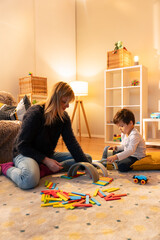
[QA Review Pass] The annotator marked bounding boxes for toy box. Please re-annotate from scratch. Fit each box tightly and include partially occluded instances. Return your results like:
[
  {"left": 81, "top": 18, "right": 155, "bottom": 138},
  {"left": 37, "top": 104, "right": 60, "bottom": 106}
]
[
  {"left": 107, "top": 49, "right": 132, "bottom": 69},
  {"left": 19, "top": 76, "right": 47, "bottom": 95}
]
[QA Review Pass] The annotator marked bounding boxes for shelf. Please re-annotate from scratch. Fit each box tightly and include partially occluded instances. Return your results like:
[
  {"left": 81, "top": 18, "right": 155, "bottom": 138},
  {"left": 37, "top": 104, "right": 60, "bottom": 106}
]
[
  {"left": 123, "top": 105, "right": 140, "bottom": 108},
  {"left": 145, "top": 140, "right": 160, "bottom": 146},
  {"left": 143, "top": 118, "right": 160, "bottom": 146},
  {"left": 104, "top": 65, "right": 148, "bottom": 143},
  {"left": 106, "top": 87, "right": 122, "bottom": 90},
  {"left": 123, "top": 86, "right": 140, "bottom": 89}
]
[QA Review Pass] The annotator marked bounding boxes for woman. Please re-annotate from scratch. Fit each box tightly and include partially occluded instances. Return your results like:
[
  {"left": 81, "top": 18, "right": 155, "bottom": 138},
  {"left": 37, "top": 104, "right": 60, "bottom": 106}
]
[{"left": 0, "top": 82, "right": 92, "bottom": 189}]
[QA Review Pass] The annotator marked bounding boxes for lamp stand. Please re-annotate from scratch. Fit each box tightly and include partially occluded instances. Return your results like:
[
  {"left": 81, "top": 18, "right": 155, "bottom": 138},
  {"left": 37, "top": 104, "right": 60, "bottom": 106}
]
[{"left": 71, "top": 100, "right": 91, "bottom": 139}]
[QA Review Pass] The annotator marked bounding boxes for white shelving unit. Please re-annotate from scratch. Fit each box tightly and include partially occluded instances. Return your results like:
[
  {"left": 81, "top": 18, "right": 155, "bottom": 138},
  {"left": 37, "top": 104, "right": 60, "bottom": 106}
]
[
  {"left": 143, "top": 118, "right": 160, "bottom": 146},
  {"left": 104, "top": 65, "right": 148, "bottom": 143}
]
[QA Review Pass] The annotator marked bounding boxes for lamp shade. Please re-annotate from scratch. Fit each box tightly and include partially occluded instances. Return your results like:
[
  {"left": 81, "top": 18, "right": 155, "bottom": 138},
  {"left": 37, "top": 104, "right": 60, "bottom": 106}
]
[{"left": 70, "top": 81, "right": 88, "bottom": 96}]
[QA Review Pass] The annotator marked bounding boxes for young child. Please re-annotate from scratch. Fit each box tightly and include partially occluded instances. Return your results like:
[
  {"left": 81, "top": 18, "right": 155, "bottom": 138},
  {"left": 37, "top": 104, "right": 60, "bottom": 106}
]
[{"left": 101, "top": 108, "right": 146, "bottom": 172}]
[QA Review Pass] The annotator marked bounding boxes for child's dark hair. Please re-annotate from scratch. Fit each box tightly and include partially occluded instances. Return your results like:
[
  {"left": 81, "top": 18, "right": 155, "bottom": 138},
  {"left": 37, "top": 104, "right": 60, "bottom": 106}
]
[{"left": 113, "top": 109, "right": 135, "bottom": 125}]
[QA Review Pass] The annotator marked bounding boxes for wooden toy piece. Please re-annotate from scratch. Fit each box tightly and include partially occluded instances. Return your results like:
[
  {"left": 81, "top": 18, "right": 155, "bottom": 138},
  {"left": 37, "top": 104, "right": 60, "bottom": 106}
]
[
  {"left": 61, "top": 175, "right": 73, "bottom": 179},
  {"left": 72, "top": 200, "right": 85, "bottom": 207},
  {"left": 70, "top": 196, "right": 82, "bottom": 200},
  {"left": 86, "top": 195, "right": 90, "bottom": 204},
  {"left": 61, "top": 192, "right": 70, "bottom": 200},
  {"left": 45, "top": 180, "right": 49, "bottom": 186},
  {"left": 71, "top": 191, "right": 86, "bottom": 196},
  {"left": 112, "top": 194, "right": 127, "bottom": 198},
  {"left": 92, "top": 161, "right": 108, "bottom": 177},
  {"left": 53, "top": 204, "right": 64, "bottom": 208},
  {"left": 98, "top": 190, "right": 106, "bottom": 197},
  {"left": 89, "top": 199, "right": 96, "bottom": 205},
  {"left": 46, "top": 182, "right": 53, "bottom": 188},
  {"left": 61, "top": 171, "right": 85, "bottom": 179},
  {"left": 67, "top": 162, "right": 99, "bottom": 183},
  {"left": 51, "top": 183, "right": 56, "bottom": 189},
  {"left": 100, "top": 177, "right": 113, "bottom": 183},
  {"left": 41, "top": 202, "right": 61, "bottom": 207},
  {"left": 73, "top": 204, "right": 92, "bottom": 208},
  {"left": 113, "top": 134, "right": 121, "bottom": 142},
  {"left": 105, "top": 193, "right": 115, "bottom": 198},
  {"left": 49, "top": 183, "right": 53, "bottom": 189},
  {"left": 105, "top": 187, "right": 120, "bottom": 193},
  {"left": 108, "top": 150, "right": 113, "bottom": 157},
  {"left": 46, "top": 197, "right": 62, "bottom": 201},
  {"left": 91, "top": 197, "right": 101, "bottom": 206},
  {"left": 41, "top": 194, "right": 45, "bottom": 202},
  {"left": 97, "top": 191, "right": 105, "bottom": 198},
  {"left": 93, "top": 189, "right": 99, "bottom": 197},
  {"left": 57, "top": 192, "right": 68, "bottom": 201},
  {"left": 104, "top": 197, "right": 121, "bottom": 201},
  {"left": 93, "top": 180, "right": 109, "bottom": 186}
]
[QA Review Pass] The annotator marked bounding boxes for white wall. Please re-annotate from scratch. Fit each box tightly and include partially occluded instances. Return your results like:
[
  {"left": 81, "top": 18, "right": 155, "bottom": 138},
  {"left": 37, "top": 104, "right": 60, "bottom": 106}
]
[
  {"left": 0, "top": 0, "right": 76, "bottom": 106},
  {"left": 0, "top": 0, "right": 35, "bottom": 97},
  {"left": 34, "top": 0, "right": 76, "bottom": 88},
  {"left": 76, "top": 0, "right": 160, "bottom": 137}
]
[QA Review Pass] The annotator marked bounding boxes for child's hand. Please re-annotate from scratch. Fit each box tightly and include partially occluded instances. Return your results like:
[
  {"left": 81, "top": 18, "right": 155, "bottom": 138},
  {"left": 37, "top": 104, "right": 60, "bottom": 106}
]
[
  {"left": 108, "top": 146, "right": 117, "bottom": 151},
  {"left": 107, "top": 155, "right": 118, "bottom": 163}
]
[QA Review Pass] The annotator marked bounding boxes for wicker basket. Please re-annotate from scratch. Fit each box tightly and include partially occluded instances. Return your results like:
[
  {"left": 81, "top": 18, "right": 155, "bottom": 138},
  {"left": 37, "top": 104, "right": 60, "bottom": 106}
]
[
  {"left": 19, "top": 76, "right": 47, "bottom": 95},
  {"left": 18, "top": 93, "right": 47, "bottom": 104},
  {"left": 107, "top": 49, "right": 132, "bottom": 69}
]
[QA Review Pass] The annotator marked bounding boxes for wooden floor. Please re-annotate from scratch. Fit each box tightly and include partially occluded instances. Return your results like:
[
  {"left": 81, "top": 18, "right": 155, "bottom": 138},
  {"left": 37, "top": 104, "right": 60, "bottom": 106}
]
[{"left": 56, "top": 137, "right": 160, "bottom": 160}]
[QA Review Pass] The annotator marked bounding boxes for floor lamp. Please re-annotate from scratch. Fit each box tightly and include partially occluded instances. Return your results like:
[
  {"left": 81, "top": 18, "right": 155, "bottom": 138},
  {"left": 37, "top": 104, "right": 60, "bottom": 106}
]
[{"left": 70, "top": 81, "right": 91, "bottom": 139}]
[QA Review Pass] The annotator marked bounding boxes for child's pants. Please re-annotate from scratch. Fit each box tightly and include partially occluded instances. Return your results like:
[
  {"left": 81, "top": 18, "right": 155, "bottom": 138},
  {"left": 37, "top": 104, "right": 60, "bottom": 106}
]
[{"left": 102, "top": 146, "right": 138, "bottom": 172}]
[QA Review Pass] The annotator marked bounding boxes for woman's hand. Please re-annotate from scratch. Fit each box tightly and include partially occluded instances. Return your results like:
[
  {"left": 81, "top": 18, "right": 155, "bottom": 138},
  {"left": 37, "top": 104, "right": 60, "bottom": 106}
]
[
  {"left": 42, "top": 157, "right": 63, "bottom": 173},
  {"left": 107, "top": 155, "right": 118, "bottom": 163}
]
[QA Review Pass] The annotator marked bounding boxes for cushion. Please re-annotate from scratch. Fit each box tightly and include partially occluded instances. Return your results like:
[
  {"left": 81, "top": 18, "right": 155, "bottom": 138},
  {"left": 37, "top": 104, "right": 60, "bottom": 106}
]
[
  {"left": 0, "top": 91, "right": 16, "bottom": 106},
  {"left": 131, "top": 152, "right": 160, "bottom": 170},
  {"left": 0, "top": 120, "right": 21, "bottom": 163},
  {"left": 0, "top": 95, "right": 31, "bottom": 121}
]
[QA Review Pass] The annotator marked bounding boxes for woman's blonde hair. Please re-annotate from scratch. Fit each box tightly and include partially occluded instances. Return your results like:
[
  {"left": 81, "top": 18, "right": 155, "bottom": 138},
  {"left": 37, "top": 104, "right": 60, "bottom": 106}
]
[{"left": 44, "top": 81, "right": 75, "bottom": 125}]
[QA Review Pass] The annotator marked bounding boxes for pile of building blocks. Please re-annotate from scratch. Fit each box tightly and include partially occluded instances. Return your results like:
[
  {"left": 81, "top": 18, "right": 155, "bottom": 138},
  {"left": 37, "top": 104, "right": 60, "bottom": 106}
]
[
  {"left": 150, "top": 112, "right": 160, "bottom": 119},
  {"left": 93, "top": 177, "right": 113, "bottom": 186},
  {"left": 93, "top": 187, "right": 127, "bottom": 202},
  {"left": 61, "top": 171, "right": 85, "bottom": 180},
  {"left": 40, "top": 180, "right": 127, "bottom": 210},
  {"left": 113, "top": 134, "right": 121, "bottom": 142}
]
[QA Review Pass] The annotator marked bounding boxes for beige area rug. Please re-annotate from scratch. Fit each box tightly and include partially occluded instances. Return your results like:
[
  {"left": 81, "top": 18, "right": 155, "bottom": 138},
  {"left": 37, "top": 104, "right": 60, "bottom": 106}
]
[{"left": 0, "top": 169, "right": 160, "bottom": 240}]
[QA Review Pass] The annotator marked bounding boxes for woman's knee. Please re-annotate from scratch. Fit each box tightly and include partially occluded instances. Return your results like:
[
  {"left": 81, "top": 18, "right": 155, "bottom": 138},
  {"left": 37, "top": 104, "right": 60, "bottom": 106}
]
[
  {"left": 15, "top": 156, "right": 40, "bottom": 189},
  {"left": 18, "top": 170, "right": 40, "bottom": 190}
]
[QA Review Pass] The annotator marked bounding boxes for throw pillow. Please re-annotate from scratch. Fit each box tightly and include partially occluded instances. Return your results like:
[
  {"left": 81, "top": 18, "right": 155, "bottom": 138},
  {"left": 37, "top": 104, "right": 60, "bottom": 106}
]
[
  {"left": 130, "top": 152, "right": 160, "bottom": 170},
  {"left": 0, "top": 95, "right": 31, "bottom": 121}
]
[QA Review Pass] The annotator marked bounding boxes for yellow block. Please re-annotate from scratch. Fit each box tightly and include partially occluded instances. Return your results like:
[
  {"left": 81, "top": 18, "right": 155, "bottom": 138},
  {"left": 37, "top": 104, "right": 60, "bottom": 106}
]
[
  {"left": 93, "top": 189, "right": 99, "bottom": 197},
  {"left": 53, "top": 204, "right": 64, "bottom": 208},
  {"left": 103, "top": 187, "right": 120, "bottom": 193},
  {"left": 41, "top": 194, "right": 45, "bottom": 202},
  {"left": 46, "top": 182, "right": 53, "bottom": 188},
  {"left": 46, "top": 197, "right": 62, "bottom": 201},
  {"left": 41, "top": 202, "right": 60, "bottom": 207},
  {"left": 57, "top": 192, "right": 68, "bottom": 201},
  {"left": 89, "top": 199, "right": 95, "bottom": 205}
]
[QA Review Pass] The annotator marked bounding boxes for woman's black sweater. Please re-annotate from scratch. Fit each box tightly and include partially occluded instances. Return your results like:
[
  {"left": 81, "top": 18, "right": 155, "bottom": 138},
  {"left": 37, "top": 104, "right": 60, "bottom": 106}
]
[{"left": 13, "top": 105, "right": 89, "bottom": 164}]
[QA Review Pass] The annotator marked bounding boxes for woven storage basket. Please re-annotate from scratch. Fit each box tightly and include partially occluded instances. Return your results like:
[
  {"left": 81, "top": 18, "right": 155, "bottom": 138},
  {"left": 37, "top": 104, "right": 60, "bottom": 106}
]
[
  {"left": 19, "top": 76, "right": 47, "bottom": 95},
  {"left": 107, "top": 49, "right": 132, "bottom": 69}
]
